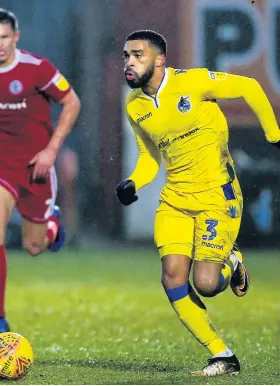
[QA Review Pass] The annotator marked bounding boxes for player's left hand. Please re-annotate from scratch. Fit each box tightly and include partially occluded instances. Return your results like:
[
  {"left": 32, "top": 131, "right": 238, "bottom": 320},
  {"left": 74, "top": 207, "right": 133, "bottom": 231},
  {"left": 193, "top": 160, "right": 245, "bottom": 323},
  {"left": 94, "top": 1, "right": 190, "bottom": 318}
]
[
  {"left": 28, "top": 147, "right": 57, "bottom": 182},
  {"left": 116, "top": 179, "right": 138, "bottom": 206}
]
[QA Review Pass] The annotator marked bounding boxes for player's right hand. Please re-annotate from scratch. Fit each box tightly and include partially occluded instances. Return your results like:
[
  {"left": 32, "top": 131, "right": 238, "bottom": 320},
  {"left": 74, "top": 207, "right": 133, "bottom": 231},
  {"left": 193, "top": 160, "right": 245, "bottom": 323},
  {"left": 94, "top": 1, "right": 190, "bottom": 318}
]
[
  {"left": 28, "top": 146, "right": 57, "bottom": 183},
  {"left": 116, "top": 179, "right": 138, "bottom": 206}
]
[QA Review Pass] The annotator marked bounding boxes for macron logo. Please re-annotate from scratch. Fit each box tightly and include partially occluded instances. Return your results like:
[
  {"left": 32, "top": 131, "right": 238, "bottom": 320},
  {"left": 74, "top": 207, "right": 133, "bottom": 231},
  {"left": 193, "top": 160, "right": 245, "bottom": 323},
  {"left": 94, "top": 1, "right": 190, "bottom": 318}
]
[
  {"left": 136, "top": 112, "right": 152, "bottom": 124},
  {"left": 0, "top": 98, "right": 27, "bottom": 111},
  {"left": 201, "top": 241, "right": 224, "bottom": 251}
]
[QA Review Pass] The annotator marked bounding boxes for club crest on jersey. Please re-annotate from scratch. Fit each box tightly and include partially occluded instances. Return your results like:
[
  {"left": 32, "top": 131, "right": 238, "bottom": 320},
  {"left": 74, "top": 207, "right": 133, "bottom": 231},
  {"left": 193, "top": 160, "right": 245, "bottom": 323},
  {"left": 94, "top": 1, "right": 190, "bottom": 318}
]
[
  {"left": 9, "top": 80, "right": 23, "bottom": 95},
  {"left": 178, "top": 95, "right": 191, "bottom": 113}
]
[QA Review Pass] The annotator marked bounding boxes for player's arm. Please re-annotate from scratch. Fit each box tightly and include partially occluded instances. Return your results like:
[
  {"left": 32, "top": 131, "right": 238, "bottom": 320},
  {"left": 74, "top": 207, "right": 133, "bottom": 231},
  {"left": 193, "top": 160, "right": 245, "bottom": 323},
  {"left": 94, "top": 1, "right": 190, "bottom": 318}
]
[
  {"left": 38, "top": 63, "right": 81, "bottom": 154},
  {"left": 200, "top": 69, "right": 280, "bottom": 144},
  {"left": 47, "top": 90, "right": 81, "bottom": 153},
  {"left": 116, "top": 114, "right": 161, "bottom": 206},
  {"left": 29, "top": 60, "right": 81, "bottom": 181}
]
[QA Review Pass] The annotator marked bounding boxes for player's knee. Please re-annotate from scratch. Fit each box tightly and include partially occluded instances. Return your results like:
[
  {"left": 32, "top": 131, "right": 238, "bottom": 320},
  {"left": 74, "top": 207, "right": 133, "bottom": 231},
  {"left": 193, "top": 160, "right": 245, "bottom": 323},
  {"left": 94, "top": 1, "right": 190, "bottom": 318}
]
[
  {"left": 23, "top": 242, "right": 43, "bottom": 257},
  {"left": 161, "top": 271, "right": 186, "bottom": 289},
  {"left": 193, "top": 277, "right": 220, "bottom": 298},
  {"left": 161, "top": 255, "right": 190, "bottom": 289}
]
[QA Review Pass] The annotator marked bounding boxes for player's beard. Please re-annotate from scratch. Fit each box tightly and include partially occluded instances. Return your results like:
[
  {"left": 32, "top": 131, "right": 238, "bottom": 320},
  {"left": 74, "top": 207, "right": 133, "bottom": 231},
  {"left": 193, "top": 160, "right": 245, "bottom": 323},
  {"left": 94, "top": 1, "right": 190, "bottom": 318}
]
[
  {"left": 0, "top": 53, "right": 7, "bottom": 66},
  {"left": 125, "top": 65, "right": 154, "bottom": 89},
  {"left": 0, "top": 58, "right": 9, "bottom": 66}
]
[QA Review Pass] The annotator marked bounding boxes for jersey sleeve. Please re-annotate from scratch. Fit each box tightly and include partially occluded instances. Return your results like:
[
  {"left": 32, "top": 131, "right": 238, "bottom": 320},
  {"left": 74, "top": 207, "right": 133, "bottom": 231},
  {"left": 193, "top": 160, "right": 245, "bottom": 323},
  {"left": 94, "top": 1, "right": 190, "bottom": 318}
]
[
  {"left": 36, "top": 59, "right": 72, "bottom": 102},
  {"left": 126, "top": 107, "right": 161, "bottom": 191},
  {"left": 195, "top": 68, "right": 280, "bottom": 143}
]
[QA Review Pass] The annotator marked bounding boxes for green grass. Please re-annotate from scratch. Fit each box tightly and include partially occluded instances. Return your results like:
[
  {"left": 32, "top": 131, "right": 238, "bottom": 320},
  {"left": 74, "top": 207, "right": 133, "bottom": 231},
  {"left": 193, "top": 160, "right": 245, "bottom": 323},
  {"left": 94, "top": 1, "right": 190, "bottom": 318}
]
[{"left": 1, "top": 247, "right": 279, "bottom": 384}]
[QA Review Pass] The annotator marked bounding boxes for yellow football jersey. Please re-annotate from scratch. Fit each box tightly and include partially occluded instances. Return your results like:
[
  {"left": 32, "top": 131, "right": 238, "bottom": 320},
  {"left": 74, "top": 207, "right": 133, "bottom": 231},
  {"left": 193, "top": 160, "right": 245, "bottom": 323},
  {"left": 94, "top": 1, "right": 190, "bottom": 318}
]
[{"left": 126, "top": 67, "right": 280, "bottom": 194}]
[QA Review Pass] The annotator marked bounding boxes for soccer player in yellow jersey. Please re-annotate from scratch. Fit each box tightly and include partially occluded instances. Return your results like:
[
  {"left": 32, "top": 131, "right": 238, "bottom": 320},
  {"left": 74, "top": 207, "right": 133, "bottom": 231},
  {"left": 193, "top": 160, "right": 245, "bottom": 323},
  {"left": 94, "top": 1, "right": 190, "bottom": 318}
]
[{"left": 116, "top": 30, "right": 280, "bottom": 376}]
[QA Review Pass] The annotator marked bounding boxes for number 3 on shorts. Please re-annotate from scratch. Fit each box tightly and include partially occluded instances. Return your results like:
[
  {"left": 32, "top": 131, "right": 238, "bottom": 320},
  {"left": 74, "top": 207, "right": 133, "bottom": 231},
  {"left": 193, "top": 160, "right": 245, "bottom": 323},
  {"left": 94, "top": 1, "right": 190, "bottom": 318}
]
[{"left": 202, "top": 219, "right": 218, "bottom": 241}]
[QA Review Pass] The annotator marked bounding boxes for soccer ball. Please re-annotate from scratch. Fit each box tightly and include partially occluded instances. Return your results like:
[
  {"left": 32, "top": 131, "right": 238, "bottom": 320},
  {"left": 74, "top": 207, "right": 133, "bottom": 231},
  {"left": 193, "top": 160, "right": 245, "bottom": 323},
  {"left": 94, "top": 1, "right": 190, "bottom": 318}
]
[{"left": 0, "top": 332, "right": 33, "bottom": 379}]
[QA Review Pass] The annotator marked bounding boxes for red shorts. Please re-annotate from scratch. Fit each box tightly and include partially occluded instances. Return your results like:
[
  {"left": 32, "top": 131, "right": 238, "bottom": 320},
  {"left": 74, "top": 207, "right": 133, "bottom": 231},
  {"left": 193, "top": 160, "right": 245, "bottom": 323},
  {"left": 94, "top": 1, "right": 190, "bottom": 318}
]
[{"left": 0, "top": 165, "right": 57, "bottom": 223}]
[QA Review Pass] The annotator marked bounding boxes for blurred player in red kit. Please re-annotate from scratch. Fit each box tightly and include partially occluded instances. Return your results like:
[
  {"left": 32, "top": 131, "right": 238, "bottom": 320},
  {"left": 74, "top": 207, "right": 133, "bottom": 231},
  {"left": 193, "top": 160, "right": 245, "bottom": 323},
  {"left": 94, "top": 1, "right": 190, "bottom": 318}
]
[{"left": 0, "top": 9, "right": 81, "bottom": 331}]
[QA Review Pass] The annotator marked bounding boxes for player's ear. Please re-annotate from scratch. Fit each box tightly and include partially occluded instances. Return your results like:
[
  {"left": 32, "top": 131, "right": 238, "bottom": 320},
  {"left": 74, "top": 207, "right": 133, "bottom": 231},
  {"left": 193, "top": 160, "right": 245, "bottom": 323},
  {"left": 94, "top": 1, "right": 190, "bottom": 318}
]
[
  {"left": 14, "top": 31, "right": 20, "bottom": 44},
  {"left": 155, "top": 54, "right": 166, "bottom": 68}
]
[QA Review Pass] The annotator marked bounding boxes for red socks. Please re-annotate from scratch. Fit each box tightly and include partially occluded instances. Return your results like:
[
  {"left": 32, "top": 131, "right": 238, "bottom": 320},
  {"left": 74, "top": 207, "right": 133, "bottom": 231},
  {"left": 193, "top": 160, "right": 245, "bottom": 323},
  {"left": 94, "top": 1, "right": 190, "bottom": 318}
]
[{"left": 46, "top": 216, "right": 59, "bottom": 245}]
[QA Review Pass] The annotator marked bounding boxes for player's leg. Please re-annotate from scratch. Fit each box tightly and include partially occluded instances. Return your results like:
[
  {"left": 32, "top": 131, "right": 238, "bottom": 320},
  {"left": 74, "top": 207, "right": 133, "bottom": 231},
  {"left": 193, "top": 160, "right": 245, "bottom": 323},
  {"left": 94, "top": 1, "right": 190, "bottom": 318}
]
[
  {"left": 194, "top": 180, "right": 249, "bottom": 298},
  {"left": 19, "top": 167, "right": 65, "bottom": 256},
  {"left": 193, "top": 249, "right": 247, "bottom": 298},
  {"left": 21, "top": 219, "right": 48, "bottom": 256},
  {"left": 155, "top": 202, "right": 230, "bottom": 366},
  {"left": 21, "top": 207, "right": 65, "bottom": 256},
  {"left": 190, "top": 182, "right": 245, "bottom": 376},
  {"left": 227, "top": 179, "right": 250, "bottom": 296},
  {"left": 190, "top": 261, "right": 240, "bottom": 376},
  {"left": 221, "top": 180, "right": 250, "bottom": 296},
  {"left": 195, "top": 244, "right": 249, "bottom": 298},
  {"left": 0, "top": 185, "right": 17, "bottom": 331},
  {"left": 230, "top": 242, "right": 250, "bottom": 297}
]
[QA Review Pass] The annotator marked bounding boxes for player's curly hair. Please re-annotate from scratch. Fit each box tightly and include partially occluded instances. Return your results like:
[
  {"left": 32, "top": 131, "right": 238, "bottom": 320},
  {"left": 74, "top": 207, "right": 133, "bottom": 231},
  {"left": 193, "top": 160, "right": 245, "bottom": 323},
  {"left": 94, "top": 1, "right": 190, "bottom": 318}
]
[
  {"left": 126, "top": 30, "right": 167, "bottom": 56},
  {"left": 0, "top": 8, "right": 18, "bottom": 32}
]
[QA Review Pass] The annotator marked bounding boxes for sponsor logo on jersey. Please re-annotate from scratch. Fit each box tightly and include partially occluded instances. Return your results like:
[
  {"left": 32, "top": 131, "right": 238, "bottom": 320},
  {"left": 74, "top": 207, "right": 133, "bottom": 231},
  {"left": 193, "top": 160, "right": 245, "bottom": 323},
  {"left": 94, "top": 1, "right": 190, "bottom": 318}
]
[
  {"left": 157, "top": 139, "right": 170, "bottom": 149},
  {"left": 0, "top": 98, "right": 27, "bottom": 111},
  {"left": 136, "top": 112, "right": 152, "bottom": 124},
  {"left": 208, "top": 71, "right": 227, "bottom": 80},
  {"left": 157, "top": 128, "right": 199, "bottom": 149},
  {"left": 178, "top": 95, "right": 191, "bottom": 113},
  {"left": 9, "top": 80, "right": 23, "bottom": 95},
  {"left": 53, "top": 73, "right": 70, "bottom": 91},
  {"left": 175, "top": 69, "right": 187, "bottom": 75},
  {"left": 201, "top": 241, "right": 224, "bottom": 251}
]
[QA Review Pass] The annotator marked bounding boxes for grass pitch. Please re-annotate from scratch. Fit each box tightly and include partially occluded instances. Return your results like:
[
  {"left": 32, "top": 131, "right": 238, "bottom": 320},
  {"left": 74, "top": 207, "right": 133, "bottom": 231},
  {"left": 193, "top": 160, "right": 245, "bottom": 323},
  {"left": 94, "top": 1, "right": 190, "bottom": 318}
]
[{"left": 2, "top": 247, "right": 279, "bottom": 384}]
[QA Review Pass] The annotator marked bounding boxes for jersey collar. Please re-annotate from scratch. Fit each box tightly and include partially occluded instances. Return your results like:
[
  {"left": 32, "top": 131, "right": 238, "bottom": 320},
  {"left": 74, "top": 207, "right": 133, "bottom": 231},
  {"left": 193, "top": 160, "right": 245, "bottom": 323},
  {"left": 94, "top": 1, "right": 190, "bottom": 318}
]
[
  {"left": 0, "top": 49, "right": 20, "bottom": 74},
  {"left": 142, "top": 67, "right": 169, "bottom": 108}
]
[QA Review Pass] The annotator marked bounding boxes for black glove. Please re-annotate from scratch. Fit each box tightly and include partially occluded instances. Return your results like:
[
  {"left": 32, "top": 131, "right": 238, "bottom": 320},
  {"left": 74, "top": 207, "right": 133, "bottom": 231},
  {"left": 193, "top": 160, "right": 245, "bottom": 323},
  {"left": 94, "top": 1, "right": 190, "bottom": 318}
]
[
  {"left": 271, "top": 140, "right": 280, "bottom": 149},
  {"left": 116, "top": 179, "right": 138, "bottom": 206}
]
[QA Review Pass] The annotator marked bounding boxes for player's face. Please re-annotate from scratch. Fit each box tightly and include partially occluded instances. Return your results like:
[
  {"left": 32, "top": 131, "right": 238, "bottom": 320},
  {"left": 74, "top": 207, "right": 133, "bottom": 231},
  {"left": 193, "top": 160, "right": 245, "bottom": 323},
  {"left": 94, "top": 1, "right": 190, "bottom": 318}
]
[
  {"left": 123, "top": 40, "right": 158, "bottom": 88},
  {"left": 0, "top": 23, "right": 19, "bottom": 66}
]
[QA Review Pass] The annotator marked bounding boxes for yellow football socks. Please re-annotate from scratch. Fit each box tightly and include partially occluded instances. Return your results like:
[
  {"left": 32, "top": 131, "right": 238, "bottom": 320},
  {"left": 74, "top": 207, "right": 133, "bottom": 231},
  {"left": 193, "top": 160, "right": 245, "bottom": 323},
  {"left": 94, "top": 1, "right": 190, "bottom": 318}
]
[{"left": 166, "top": 284, "right": 227, "bottom": 356}]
